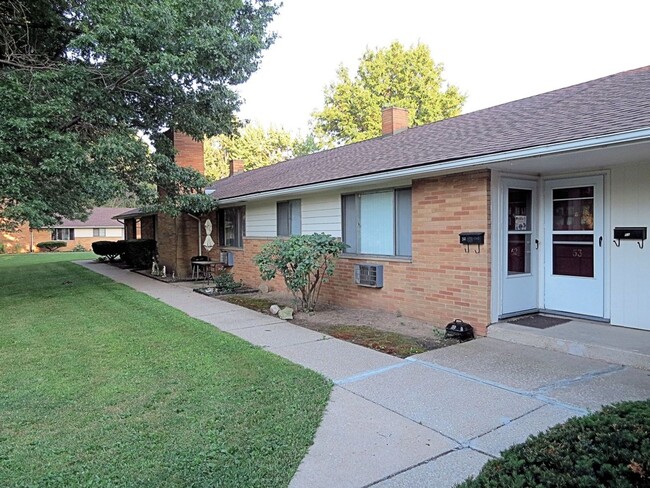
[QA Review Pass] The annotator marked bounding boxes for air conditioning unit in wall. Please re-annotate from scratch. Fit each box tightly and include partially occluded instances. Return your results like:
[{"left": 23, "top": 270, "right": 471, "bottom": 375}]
[
  {"left": 220, "top": 251, "right": 234, "bottom": 267},
  {"left": 354, "top": 264, "right": 384, "bottom": 288}
]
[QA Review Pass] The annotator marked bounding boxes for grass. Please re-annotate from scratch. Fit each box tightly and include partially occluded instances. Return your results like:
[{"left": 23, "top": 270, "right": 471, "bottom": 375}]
[
  {"left": 0, "top": 253, "right": 331, "bottom": 487},
  {"left": 322, "top": 325, "right": 431, "bottom": 358}
]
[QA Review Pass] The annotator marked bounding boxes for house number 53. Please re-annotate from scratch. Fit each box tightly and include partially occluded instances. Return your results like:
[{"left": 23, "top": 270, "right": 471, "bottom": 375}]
[{"left": 572, "top": 248, "right": 583, "bottom": 258}]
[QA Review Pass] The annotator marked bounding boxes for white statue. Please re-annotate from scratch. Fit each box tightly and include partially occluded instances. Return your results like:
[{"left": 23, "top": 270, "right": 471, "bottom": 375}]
[{"left": 161, "top": 266, "right": 166, "bottom": 278}]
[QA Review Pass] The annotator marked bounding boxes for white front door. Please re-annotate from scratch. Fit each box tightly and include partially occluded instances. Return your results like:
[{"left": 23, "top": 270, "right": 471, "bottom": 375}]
[
  {"left": 544, "top": 176, "right": 605, "bottom": 317},
  {"left": 502, "top": 178, "right": 538, "bottom": 315}
]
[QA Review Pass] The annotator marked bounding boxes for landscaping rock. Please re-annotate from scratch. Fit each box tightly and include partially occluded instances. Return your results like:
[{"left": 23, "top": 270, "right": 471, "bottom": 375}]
[
  {"left": 258, "top": 283, "right": 269, "bottom": 293},
  {"left": 269, "top": 304, "right": 281, "bottom": 315},
  {"left": 278, "top": 307, "right": 294, "bottom": 320}
]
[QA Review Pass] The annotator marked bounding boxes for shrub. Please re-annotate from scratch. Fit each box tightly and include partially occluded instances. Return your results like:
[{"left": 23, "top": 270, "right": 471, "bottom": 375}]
[
  {"left": 36, "top": 241, "right": 67, "bottom": 252},
  {"left": 0, "top": 242, "right": 5, "bottom": 254},
  {"left": 122, "top": 239, "right": 157, "bottom": 269},
  {"left": 457, "top": 400, "right": 650, "bottom": 488},
  {"left": 71, "top": 243, "right": 87, "bottom": 252},
  {"left": 91, "top": 240, "right": 125, "bottom": 262},
  {"left": 255, "top": 233, "right": 347, "bottom": 311},
  {"left": 213, "top": 270, "right": 243, "bottom": 292}
]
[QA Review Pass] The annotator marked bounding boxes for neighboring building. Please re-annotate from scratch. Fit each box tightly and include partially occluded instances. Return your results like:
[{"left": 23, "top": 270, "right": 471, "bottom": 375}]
[
  {"left": 52, "top": 207, "right": 134, "bottom": 250},
  {"left": 123, "top": 66, "right": 650, "bottom": 336},
  {"left": 0, "top": 223, "right": 51, "bottom": 253},
  {"left": 1, "top": 207, "right": 133, "bottom": 253}
]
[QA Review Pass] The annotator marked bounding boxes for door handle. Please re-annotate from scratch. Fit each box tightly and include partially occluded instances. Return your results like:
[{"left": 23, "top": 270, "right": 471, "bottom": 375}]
[
  {"left": 599, "top": 236, "right": 603, "bottom": 247},
  {"left": 535, "top": 239, "right": 539, "bottom": 249}
]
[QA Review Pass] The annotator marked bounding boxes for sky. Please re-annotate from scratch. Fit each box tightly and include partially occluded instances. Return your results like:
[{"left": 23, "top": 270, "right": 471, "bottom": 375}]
[{"left": 236, "top": 0, "right": 650, "bottom": 136}]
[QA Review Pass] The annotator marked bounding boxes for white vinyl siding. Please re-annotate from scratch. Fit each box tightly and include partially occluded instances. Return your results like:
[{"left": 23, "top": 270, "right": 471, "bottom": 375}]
[
  {"left": 610, "top": 161, "right": 650, "bottom": 330},
  {"left": 106, "top": 228, "right": 124, "bottom": 238},
  {"left": 245, "top": 193, "right": 342, "bottom": 238},
  {"left": 75, "top": 228, "right": 94, "bottom": 238},
  {"left": 246, "top": 203, "right": 276, "bottom": 237},
  {"left": 301, "top": 193, "right": 342, "bottom": 237}
]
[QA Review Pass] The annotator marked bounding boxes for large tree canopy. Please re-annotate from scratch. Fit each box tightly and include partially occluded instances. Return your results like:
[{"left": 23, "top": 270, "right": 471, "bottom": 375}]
[
  {"left": 0, "top": 0, "right": 278, "bottom": 229},
  {"left": 204, "top": 125, "right": 321, "bottom": 181},
  {"left": 312, "top": 42, "right": 466, "bottom": 145}
]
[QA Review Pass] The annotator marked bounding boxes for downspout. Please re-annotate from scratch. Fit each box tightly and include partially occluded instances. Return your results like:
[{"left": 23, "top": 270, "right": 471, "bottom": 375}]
[{"left": 187, "top": 214, "right": 202, "bottom": 256}]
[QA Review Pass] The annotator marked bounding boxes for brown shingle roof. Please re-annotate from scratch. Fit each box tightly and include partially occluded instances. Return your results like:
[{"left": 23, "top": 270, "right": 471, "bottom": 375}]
[
  {"left": 57, "top": 208, "right": 135, "bottom": 228},
  {"left": 207, "top": 66, "right": 650, "bottom": 200}
]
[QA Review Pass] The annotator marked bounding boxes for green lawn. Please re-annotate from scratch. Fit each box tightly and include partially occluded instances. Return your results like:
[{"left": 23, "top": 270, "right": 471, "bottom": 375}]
[{"left": 0, "top": 253, "right": 331, "bottom": 487}]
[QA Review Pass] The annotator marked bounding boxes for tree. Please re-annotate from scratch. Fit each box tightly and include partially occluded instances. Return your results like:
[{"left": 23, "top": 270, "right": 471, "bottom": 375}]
[
  {"left": 292, "top": 131, "right": 322, "bottom": 158},
  {"left": 312, "top": 42, "right": 466, "bottom": 145},
  {"left": 255, "top": 233, "right": 347, "bottom": 312},
  {"left": 0, "top": 0, "right": 278, "bottom": 230},
  {"left": 204, "top": 123, "right": 295, "bottom": 180}
]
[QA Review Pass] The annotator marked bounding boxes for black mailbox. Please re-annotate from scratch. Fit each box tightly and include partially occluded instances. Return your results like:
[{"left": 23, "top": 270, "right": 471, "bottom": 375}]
[
  {"left": 613, "top": 227, "right": 647, "bottom": 240},
  {"left": 459, "top": 232, "right": 485, "bottom": 245}
]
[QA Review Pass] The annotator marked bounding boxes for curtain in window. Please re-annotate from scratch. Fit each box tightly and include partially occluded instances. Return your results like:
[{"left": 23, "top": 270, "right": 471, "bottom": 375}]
[{"left": 359, "top": 191, "right": 394, "bottom": 255}]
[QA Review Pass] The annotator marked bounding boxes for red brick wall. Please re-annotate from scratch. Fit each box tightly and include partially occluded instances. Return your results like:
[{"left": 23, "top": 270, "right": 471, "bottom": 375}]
[
  {"left": 0, "top": 224, "right": 50, "bottom": 253},
  {"left": 156, "top": 211, "right": 221, "bottom": 278},
  {"left": 140, "top": 216, "right": 156, "bottom": 240},
  {"left": 173, "top": 132, "right": 204, "bottom": 175},
  {"left": 226, "top": 170, "right": 492, "bottom": 335}
]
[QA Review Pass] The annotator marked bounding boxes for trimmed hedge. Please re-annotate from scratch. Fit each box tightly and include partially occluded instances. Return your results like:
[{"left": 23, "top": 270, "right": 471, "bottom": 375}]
[
  {"left": 91, "top": 240, "right": 125, "bottom": 261},
  {"left": 36, "top": 241, "right": 67, "bottom": 252},
  {"left": 121, "top": 239, "right": 157, "bottom": 269},
  {"left": 457, "top": 400, "right": 650, "bottom": 488}
]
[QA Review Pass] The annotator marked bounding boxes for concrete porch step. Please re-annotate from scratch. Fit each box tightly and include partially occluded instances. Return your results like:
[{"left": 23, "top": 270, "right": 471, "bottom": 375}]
[{"left": 487, "top": 319, "right": 650, "bottom": 371}]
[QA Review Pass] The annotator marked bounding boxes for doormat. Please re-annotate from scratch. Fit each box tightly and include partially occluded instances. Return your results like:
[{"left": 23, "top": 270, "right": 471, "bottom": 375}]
[{"left": 507, "top": 314, "right": 571, "bottom": 329}]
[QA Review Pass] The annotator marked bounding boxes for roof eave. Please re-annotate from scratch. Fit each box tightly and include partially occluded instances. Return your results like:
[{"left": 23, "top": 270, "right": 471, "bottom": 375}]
[{"left": 214, "top": 127, "right": 650, "bottom": 205}]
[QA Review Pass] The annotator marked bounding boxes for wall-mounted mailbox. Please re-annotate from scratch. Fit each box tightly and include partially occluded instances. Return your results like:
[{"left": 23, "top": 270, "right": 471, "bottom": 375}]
[
  {"left": 459, "top": 232, "right": 485, "bottom": 253},
  {"left": 614, "top": 227, "right": 648, "bottom": 249},
  {"left": 613, "top": 227, "right": 647, "bottom": 240},
  {"left": 613, "top": 227, "right": 647, "bottom": 249}
]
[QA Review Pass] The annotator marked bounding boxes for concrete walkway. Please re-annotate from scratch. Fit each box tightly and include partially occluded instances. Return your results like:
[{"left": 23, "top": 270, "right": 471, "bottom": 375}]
[{"left": 78, "top": 262, "right": 650, "bottom": 488}]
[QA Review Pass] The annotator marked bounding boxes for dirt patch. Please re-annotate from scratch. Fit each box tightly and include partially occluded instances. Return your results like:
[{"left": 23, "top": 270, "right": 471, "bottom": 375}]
[{"left": 218, "top": 292, "right": 464, "bottom": 358}]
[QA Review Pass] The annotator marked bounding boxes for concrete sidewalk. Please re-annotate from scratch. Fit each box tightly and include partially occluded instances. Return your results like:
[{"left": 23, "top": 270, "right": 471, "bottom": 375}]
[{"left": 78, "top": 262, "right": 650, "bottom": 488}]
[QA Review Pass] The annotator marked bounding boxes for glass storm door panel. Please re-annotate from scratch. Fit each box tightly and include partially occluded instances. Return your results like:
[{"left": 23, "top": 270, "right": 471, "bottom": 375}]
[
  {"left": 502, "top": 179, "right": 538, "bottom": 315},
  {"left": 544, "top": 176, "right": 604, "bottom": 317}
]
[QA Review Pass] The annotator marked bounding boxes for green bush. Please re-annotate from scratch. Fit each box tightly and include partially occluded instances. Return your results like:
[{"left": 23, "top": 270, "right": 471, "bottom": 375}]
[
  {"left": 0, "top": 242, "right": 5, "bottom": 254},
  {"left": 213, "top": 270, "right": 243, "bottom": 292},
  {"left": 36, "top": 241, "right": 67, "bottom": 252},
  {"left": 122, "top": 239, "right": 157, "bottom": 269},
  {"left": 71, "top": 243, "right": 87, "bottom": 252},
  {"left": 254, "top": 233, "right": 347, "bottom": 311},
  {"left": 91, "top": 240, "right": 125, "bottom": 262},
  {"left": 457, "top": 400, "right": 650, "bottom": 488}
]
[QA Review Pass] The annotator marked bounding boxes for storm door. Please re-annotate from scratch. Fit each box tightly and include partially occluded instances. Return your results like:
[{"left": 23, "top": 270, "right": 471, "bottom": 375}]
[
  {"left": 501, "top": 179, "right": 538, "bottom": 315},
  {"left": 544, "top": 176, "right": 604, "bottom": 317}
]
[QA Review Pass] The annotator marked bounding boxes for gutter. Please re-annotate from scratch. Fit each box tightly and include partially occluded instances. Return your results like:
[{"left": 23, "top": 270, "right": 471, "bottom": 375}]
[{"left": 214, "top": 127, "right": 650, "bottom": 204}]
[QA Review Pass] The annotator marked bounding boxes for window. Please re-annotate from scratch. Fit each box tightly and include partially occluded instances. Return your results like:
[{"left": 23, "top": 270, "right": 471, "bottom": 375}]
[
  {"left": 218, "top": 206, "right": 245, "bottom": 248},
  {"left": 52, "top": 228, "right": 75, "bottom": 241},
  {"left": 93, "top": 228, "right": 106, "bottom": 237},
  {"left": 342, "top": 188, "right": 412, "bottom": 257},
  {"left": 277, "top": 199, "right": 301, "bottom": 236}
]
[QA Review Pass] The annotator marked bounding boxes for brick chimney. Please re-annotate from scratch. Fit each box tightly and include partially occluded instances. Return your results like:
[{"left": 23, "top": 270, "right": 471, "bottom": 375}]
[
  {"left": 381, "top": 107, "right": 409, "bottom": 136},
  {"left": 229, "top": 159, "right": 245, "bottom": 176},
  {"left": 170, "top": 131, "right": 204, "bottom": 174}
]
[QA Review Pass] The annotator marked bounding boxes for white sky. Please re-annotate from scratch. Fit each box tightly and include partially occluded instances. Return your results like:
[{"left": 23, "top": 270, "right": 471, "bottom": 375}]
[{"left": 236, "top": 0, "right": 650, "bottom": 136}]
